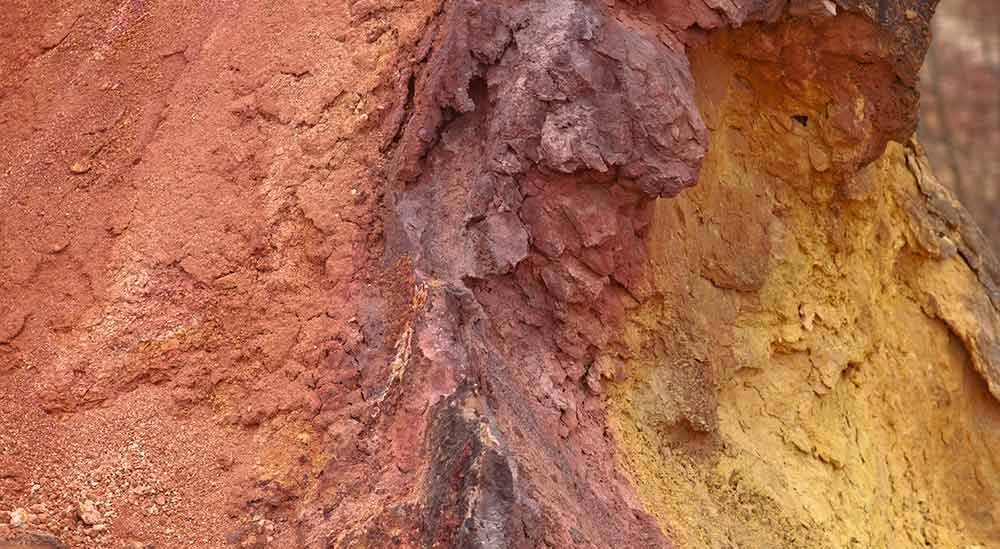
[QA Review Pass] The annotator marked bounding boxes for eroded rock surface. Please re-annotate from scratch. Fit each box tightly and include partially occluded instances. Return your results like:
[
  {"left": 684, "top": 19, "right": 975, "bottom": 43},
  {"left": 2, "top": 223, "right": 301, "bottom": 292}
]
[{"left": 1, "top": 0, "right": 997, "bottom": 548}]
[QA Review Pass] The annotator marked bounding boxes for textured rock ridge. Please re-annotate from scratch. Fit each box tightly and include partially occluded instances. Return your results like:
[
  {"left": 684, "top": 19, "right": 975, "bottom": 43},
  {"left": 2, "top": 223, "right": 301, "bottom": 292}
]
[
  {"left": 375, "top": 0, "right": 997, "bottom": 546},
  {"left": 1, "top": 0, "right": 997, "bottom": 547}
]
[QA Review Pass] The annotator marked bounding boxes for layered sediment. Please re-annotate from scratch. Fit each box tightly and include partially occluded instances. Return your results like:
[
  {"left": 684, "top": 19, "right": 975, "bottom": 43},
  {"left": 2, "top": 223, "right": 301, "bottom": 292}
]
[{"left": 1, "top": 0, "right": 997, "bottom": 547}]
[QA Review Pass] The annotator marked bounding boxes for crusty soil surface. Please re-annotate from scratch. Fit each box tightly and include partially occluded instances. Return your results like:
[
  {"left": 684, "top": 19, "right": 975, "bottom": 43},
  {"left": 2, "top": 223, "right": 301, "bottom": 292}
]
[{"left": 1, "top": 1, "right": 434, "bottom": 547}]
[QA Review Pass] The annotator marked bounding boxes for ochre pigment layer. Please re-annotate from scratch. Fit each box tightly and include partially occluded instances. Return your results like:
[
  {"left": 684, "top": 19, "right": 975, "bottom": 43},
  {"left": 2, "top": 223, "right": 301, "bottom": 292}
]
[{"left": 606, "top": 26, "right": 1000, "bottom": 548}]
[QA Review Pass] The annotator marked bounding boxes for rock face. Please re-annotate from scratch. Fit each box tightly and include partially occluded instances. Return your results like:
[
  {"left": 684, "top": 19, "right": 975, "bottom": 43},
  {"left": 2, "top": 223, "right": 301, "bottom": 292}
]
[{"left": 0, "top": 0, "right": 996, "bottom": 548}]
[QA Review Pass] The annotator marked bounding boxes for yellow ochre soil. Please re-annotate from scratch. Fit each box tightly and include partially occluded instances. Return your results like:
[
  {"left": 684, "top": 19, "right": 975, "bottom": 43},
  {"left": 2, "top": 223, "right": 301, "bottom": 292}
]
[{"left": 606, "top": 27, "right": 1000, "bottom": 549}]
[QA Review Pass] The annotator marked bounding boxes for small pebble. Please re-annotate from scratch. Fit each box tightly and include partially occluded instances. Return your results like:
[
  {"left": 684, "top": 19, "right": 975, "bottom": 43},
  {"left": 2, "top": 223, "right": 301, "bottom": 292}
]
[
  {"left": 9, "top": 508, "right": 28, "bottom": 528},
  {"left": 70, "top": 159, "right": 92, "bottom": 174},
  {"left": 77, "top": 499, "right": 103, "bottom": 526}
]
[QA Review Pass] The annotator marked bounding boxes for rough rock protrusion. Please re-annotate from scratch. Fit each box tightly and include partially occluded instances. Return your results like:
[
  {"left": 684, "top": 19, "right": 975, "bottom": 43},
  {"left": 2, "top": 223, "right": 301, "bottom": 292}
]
[{"left": 369, "top": 0, "right": 997, "bottom": 545}]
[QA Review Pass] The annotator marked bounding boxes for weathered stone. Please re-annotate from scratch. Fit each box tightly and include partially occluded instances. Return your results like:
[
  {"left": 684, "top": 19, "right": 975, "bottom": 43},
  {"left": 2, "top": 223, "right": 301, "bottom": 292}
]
[
  {"left": 75, "top": 501, "right": 101, "bottom": 527},
  {"left": 2, "top": 0, "right": 997, "bottom": 547}
]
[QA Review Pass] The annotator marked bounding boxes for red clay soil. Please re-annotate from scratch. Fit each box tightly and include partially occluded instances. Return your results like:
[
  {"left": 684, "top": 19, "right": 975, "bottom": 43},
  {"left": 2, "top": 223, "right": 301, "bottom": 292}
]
[{"left": 1, "top": 1, "right": 435, "bottom": 546}]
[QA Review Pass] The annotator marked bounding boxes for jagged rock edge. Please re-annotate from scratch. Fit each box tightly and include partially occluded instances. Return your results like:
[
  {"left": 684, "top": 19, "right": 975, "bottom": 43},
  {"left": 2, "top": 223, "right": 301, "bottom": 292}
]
[{"left": 374, "top": 0, "right": 999, "bottom": 544}]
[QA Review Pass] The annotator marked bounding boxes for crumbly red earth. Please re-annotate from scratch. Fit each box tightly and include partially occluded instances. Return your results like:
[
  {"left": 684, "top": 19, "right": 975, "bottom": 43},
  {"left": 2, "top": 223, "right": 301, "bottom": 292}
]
[{"left": 1, "top": 1, "right": 433, "bottom": 546}]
